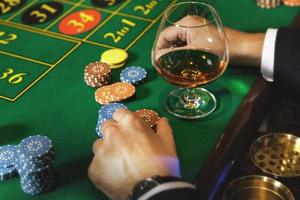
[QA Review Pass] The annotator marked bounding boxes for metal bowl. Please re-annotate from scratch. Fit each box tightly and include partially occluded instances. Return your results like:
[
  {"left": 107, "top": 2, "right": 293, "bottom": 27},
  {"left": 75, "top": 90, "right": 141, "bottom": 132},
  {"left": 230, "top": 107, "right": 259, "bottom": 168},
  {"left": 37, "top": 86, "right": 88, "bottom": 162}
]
[
  {"left": 223, "top": 175, "right": 295, "bottom": 200},
  {"left": 250, "top": 133, "right": 300, "bottom": 178}
]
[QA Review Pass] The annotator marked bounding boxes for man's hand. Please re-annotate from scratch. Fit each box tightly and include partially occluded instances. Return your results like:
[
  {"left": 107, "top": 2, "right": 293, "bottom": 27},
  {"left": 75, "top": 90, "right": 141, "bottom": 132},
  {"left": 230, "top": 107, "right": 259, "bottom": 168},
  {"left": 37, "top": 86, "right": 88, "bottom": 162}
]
[
  {"left": 88, "top": 109, "right": 180, "bottom": 200},
  {"left": 155, "top": 15, "right": 265, "bottom": 67}
]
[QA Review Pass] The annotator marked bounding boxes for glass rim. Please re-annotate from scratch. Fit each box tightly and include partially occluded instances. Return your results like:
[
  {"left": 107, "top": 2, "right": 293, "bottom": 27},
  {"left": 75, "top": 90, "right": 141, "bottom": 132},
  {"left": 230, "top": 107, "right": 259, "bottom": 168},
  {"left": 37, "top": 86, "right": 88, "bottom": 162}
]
[{"left": 164, "top": 1, "right": 217, "bottom": 28}]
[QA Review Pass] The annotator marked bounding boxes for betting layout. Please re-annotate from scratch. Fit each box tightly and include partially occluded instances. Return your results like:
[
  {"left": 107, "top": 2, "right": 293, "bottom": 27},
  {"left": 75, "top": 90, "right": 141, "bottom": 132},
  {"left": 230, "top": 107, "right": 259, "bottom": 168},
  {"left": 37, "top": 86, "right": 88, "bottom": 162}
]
[{"left": 0, "top": 0, "right": 176, "bottom": 102}]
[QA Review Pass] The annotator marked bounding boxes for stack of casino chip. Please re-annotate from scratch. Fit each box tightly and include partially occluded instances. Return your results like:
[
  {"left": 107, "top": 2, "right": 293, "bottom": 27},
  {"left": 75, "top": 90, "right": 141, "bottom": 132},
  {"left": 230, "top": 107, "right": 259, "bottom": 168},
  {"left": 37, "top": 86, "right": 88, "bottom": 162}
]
[
  {"left": 282, "top": 0, "right": 300, "bottom": 6},
  {"left": 120, "top": 66, "right": 147, "bottom": 85},
  {"left": 100, "top": 48, "right": 128, "bottom": 69},
  {"left": 96, "top": 103, "right": 127, "bottom": 138},
  {"left": 95, "top": 82, "right": 136, "bottom": 105},
  {"left": 17, "top": 135, "right": 55, "bottom": 195},
  {"left": 0, "top": 145, "right": 19, "bottom": 181},
  {"left": 257, "top": 0, "right": 280, "bottom": 8},
  {"left": 84, "top": 61, "right": 112, "bottom": 88}
]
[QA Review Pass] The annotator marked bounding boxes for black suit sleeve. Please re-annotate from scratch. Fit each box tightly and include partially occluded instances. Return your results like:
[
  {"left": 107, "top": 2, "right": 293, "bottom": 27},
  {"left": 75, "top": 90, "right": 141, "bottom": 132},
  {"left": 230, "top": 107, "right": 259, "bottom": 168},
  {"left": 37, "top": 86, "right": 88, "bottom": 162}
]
[{"left": 274, "top": 28, "right": 300, "bottom": 90}]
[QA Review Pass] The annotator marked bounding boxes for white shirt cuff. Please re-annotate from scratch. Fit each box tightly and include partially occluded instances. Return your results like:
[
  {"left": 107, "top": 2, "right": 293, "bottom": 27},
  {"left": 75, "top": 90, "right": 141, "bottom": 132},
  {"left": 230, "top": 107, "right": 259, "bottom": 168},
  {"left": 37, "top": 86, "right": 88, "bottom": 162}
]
[
  {"left": 137, "top": 181, "right": 196, "bottom": 200},
  {"left": 261, "top": 28, "right": 278, "bottom": 82}
]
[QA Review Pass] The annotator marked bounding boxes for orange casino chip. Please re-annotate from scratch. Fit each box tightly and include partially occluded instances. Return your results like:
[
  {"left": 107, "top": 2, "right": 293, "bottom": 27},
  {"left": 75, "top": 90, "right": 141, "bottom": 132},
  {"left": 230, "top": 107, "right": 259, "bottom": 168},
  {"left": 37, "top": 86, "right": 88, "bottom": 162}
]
[
  {"left": 59, "top": 9, "right": 101, "bottom": 35},
  {"left": 95, "top": 85, "right": 114, "bottom": 105},
  {"left": 95, "top": 82, "right": 135, "bottom": 105},
  {"left": 282, "top": 0, "right": 300, "bottom": 6},
  {"left": 109, "top": 82, "right": 135, "bottom": 101},
  {"left": 134, "top": 109, "right": 160, "bottom": 129}
]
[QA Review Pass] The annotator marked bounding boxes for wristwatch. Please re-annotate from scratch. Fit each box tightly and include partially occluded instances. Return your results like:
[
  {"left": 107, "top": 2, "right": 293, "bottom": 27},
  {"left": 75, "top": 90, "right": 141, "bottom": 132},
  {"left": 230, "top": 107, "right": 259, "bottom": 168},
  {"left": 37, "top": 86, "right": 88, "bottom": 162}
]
[{"left": 127, "top": 176, "right": 182, "bottom": 200}]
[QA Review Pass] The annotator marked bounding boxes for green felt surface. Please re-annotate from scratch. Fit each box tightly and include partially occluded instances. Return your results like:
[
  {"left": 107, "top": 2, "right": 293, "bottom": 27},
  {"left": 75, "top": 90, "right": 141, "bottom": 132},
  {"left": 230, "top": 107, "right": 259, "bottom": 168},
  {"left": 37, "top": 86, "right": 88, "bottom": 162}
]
[{"left": 0, "top": 0, "right": 298, "bottom": 199}]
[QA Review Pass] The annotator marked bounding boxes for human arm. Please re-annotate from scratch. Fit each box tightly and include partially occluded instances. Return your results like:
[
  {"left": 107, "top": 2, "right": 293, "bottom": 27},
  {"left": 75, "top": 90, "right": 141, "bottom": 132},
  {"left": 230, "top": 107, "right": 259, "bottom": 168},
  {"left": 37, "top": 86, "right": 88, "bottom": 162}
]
[{"left": 88, "top": 109, "right": 202, "bottom": 200}]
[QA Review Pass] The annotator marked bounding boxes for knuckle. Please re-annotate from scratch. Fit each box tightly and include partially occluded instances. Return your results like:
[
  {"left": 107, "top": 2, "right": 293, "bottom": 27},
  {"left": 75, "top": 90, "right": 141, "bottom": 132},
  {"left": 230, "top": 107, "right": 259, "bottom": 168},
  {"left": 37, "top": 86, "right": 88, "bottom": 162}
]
[{"left": 123, "top": 112, "right": 137, "bottom": 123}]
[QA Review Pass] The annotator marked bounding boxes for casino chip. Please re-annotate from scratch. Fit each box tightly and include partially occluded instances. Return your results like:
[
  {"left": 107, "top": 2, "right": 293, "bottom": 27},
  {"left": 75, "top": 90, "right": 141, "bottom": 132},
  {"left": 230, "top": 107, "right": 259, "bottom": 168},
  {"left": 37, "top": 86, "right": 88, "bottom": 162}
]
[
  {"left": 96, "top": 103, "right": 127, "bottom": 138},
  {"left": 0, "top": 165, "right": 18, "bottom": 181},
  {"left": 95, "top": 82, "right": 136, "bottom": 105},
  {"left": 120, "top": 66, "right": 147, "bottom": 85},
  {"left": 84, "top": 61, "right": 112, "bottom": 88},
  {"left": 17, "top": 135, "right": 56, "bottom": 195},
  {"left": 134, "top": 109, "right": 160, "bottom": 130},
  {"left": 0, "top": 145, "right": 18, "bottom": 168},
  {"left": 100, "top": 48, "right": 128, "bottom": 69},
  {"left": 0, "top": 145, "right": 19, "bottom": 181},
  {"left": 282, "top": 0, "right": 300, "bottom": 6},
  {"left": 257, "top": 0, "right": 280, "bottom": 8}
]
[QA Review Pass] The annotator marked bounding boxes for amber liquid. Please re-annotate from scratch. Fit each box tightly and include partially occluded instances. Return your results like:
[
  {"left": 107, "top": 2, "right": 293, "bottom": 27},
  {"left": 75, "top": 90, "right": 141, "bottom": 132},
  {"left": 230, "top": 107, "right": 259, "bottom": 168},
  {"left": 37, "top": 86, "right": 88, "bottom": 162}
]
[{"left": 155, "top": 49, "right": 227, "bottom": 88}]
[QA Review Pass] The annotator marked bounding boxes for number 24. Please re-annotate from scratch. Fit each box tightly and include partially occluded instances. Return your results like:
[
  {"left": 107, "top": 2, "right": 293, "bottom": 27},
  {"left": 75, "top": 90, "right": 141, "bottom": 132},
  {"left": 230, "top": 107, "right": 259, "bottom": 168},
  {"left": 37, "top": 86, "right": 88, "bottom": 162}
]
[{"left": 0, "top": 31, "right": 17, "bottom": 45}]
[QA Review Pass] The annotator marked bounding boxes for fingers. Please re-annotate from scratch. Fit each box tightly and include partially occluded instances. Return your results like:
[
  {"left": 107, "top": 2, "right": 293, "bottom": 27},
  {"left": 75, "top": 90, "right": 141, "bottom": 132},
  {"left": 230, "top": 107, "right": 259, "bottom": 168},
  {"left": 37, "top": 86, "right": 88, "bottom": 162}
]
[
  {"left": 101, "top": 119, "right": 117, "bottom": 139},
  {"left": 92, "top": 139, "right": 104, "bottom": 154},
  {"left": 156, "top": 117, "right": 175, "bottom": 148},
  {"left": 112, "top": 108, "right": 135, "bottom": 123},
  {"left": 156, "top": 26, "right": 185, "bottom": 50}
]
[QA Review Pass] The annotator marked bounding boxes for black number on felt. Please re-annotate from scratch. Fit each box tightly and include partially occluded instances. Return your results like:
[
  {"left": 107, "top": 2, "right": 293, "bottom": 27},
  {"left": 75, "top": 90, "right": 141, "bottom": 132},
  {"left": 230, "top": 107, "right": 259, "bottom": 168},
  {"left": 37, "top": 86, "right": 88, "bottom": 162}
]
[
  {"left": 0, "top": 0, "right": 26, "bottom": 16},
  {"left": 21, "top": 1, "right": 63, "bottom": 25}
]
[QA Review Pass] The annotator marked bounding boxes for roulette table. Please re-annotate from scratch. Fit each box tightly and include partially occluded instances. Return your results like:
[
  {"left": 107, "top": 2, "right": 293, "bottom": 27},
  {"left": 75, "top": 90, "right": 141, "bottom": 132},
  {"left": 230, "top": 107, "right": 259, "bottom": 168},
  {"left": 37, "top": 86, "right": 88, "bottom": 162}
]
[{"left": 0, "top": 0, "right": 299, "bottom": 199}]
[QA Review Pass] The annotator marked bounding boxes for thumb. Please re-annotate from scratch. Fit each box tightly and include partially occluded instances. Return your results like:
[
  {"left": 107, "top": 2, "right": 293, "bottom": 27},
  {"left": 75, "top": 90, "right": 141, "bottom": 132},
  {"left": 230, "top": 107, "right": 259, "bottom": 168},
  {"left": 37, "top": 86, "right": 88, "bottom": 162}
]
[{"left": 156, "top": 117, "right": 176, "bottom": 149}]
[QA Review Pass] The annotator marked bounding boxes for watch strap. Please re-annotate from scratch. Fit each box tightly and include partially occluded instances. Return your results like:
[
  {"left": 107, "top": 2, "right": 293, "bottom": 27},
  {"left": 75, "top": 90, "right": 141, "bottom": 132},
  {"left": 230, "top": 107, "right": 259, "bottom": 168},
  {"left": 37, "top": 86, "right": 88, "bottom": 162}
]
[{"left": 128, "top": 176, "right": 183, "bottom": 200}]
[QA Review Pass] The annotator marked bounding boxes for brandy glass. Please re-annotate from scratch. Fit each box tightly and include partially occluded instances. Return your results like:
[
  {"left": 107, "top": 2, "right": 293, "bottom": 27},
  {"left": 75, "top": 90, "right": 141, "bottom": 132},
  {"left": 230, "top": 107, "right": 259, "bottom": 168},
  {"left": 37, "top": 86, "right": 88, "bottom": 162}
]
[{"left": 152, "top": 1, "right": 229, "bottom": 119}]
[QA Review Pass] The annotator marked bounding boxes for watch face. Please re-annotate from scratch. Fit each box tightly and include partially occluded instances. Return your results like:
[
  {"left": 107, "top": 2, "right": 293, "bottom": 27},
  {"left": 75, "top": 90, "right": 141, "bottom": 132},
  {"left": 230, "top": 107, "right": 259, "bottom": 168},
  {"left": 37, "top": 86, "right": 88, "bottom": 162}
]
[
  {"left": 131, "top": 178, "right": 160, "bottom": 199},
  {"left": 139, "top": 178, "right": 160, "bottom": 191}
]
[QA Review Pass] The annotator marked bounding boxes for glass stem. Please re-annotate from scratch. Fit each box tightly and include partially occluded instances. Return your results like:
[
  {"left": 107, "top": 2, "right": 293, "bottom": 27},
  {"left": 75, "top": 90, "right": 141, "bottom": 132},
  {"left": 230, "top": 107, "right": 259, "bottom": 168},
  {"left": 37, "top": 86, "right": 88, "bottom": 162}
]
[{"left": 183, "top": 88, "right": 200, "bottom": 109}]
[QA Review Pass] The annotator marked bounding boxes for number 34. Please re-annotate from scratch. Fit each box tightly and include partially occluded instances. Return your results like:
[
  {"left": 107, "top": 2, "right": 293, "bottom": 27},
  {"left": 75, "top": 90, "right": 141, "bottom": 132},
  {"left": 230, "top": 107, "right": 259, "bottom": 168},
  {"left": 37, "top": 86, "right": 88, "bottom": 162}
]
[{"left": 0, "top": 68, "right": 26, "bottom": 84}]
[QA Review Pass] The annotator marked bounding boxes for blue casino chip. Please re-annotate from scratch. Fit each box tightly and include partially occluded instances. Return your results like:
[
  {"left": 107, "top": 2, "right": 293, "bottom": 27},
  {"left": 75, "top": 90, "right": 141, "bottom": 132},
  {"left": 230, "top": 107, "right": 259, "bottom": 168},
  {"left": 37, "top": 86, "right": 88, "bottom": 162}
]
[
  {"left": 0, "top": 145, "right": 18, "bottom": 168},
  {"left": 120, "top": 66, "right": 147, "bottom": 85},
  {"left": 99, "top": 103, "right": 127, "bottom": 120},
  {"left": 96, "top": 103, "right": 127, "bottom": 138},
  {"left": 0, "top": 165, "right": 18, "bottom": 181},
  {"left": 19, "top": 135, "right": 53, "bottom": 160}
]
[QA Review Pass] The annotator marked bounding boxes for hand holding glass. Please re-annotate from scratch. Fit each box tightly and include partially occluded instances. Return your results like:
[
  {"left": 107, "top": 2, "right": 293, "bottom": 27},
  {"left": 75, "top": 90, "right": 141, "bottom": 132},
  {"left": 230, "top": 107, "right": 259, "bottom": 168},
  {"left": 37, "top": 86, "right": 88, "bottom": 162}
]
[{"left": 152, "top": 2, "right": 229, "bottom": 119}]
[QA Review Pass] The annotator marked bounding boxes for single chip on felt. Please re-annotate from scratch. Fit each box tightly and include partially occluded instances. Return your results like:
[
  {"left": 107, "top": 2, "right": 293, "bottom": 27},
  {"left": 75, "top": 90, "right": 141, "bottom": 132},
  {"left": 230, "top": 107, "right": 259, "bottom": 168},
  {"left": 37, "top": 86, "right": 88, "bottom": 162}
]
[
  {"left": 95, "top": 82, "right": 135, "bottom": 105},
  {"left": 282, "top": 0, "right": 300, "bottom": 6},
  {"left": 256, "top": 0, "right": 280, "bottom": 8},
  {"left": 92, "top": 0, "right": 124, "bottom": 7},
  {"left": 101, "top": 48, "right": 128, "bottom": 66},
  {"left": 22, "top": 2, "right": 64, "bottom": 25},
  {"left": 120, "top": 66, "right": 147, "bottom": 85},
  {"left": 110, "top": 82, "right": 135, "bottom": 100},
  {"left": 134, "top": 109, "right": 160, "bottom": 129}
]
